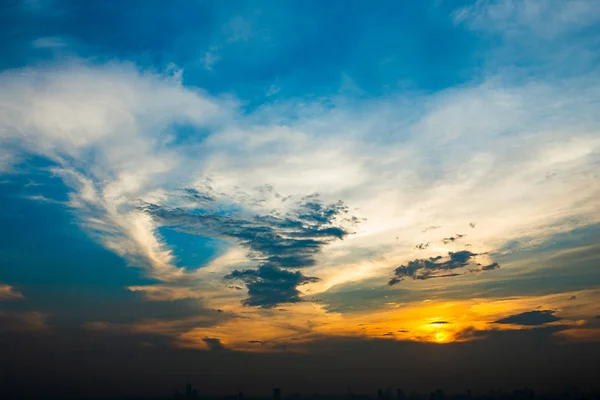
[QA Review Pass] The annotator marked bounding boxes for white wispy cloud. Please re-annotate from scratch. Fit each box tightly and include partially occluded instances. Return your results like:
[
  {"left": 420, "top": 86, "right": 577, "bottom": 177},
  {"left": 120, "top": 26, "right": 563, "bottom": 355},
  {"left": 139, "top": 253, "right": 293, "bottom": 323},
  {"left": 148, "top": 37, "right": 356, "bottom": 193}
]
[
  {"left": 0, "top": 147, "right": 18, "bottom": 173},
  {"left": 453, "top": 0, "right": 600, "bottom": 73},
  {"left": 31, "top": 36, "right": 70, "bottom": 49},
  {"left": 198, "top": 77, "right": 600, "bottom": 294},
  {"left": 202, "top": 50, "right": 221, "bottom": 71},
  {"left": 0, "top": 61, "right": 231, "bottom": 281},
  {"left": 454, "top": 0, "right": 600, "bottom": 39}
]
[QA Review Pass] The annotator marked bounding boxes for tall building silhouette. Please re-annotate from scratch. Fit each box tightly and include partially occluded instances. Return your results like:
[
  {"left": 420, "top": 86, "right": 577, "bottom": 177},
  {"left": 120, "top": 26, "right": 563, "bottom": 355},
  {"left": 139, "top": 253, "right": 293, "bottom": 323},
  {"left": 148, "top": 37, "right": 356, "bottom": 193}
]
[
  {"left": 398, "top": 389, "right": 406, "bottom": 400},
  {"left": 274, "top": 388, "right": 282, "bottom": 400},
  {"left": 173, "top": 383, "right": 199, "bottom": 399}
]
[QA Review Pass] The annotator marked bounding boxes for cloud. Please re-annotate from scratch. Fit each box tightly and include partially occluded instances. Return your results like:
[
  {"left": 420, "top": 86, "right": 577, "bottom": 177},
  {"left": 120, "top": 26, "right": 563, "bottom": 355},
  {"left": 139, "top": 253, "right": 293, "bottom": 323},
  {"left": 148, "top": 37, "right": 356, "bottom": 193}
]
[
  {"left": 0, "top": 284, "right": 25, "bottom": 301},
  {"left": 224, "top": 265, "right": 319, "bottom": 308},
  {"left": 2, "top": 56, "right": 600, "bottom": 317},
  {"left": 0, "top": 61, "right": 229, "bottom": 282},
  {"left": 441, "top": 234, "right": 465, "bottom": 244},
  {"left": 388, "top": 250, "right": 499, "bottom": 284},
  {"left": 0, "top": 310, "right": 50, "bottom": 332},
  {"left": 145, "top": 194, "right": 355, "bottom": 271},
  {"left": 143, "top": 194, "right": 357, "bottom": 307},
  {"left": 31, "top": 36, "right": 69, "bottom": 49},
  {"left": 493, "top": 310, "right": 562, "bottom": 326},
  {"left": 452, "top": 0, "right": 600, "bottom": 75},
  {"left": 202, "top": 337, "right": 226, "bottom": 351},
  {"left": 83, "top": 310, "right": 230, "bottom": 337},
  {"left": 224, "top": 16, "right": 253, "bottom": 43},
  {"left": 25, "top": 194, "right": 63, "bottom": 205},
  {"left": 247, "top": 340, "right": 266, "bottom": 345},
  {"left": 127, "top": 285, "right": 204, "bottom": 301},
  {"left": 266, "top": 85, "right": 281, "bottom": 97},
  {"left": 453, "top": 0, "right": 600, "bottom": 39},
  {"left": 0, "top": 147, "right": 19, "bottom": 173},
  {"left": 454, "top": 326, "right": 486, "bottom": 341},
  {"left": 202, "top": 51, "right": 221, "bottom": 71},
  {"left": 481, "top": 262, "right": 500, "bottom": 271}
]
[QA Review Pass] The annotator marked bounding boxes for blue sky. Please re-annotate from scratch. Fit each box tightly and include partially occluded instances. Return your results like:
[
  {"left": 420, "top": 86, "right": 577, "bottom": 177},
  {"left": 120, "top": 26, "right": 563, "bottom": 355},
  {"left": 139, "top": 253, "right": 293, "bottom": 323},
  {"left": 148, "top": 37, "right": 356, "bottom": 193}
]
[{"left": 1, "top": 0, "right": 600, "bottom": 396}]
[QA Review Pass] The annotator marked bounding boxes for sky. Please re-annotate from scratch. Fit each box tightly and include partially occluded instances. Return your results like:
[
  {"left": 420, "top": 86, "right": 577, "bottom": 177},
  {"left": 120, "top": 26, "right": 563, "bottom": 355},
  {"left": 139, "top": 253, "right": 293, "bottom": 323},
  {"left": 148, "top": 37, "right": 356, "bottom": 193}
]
[{"left": 1, "top": 0, "right": 600, "bottom": 397}]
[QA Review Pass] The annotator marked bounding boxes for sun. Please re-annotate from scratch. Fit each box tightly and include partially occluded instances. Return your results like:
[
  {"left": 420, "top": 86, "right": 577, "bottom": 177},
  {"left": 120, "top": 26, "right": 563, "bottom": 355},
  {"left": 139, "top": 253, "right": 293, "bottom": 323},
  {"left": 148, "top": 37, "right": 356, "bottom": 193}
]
[{"left": 434, "top": 331, "right": 449, "bottom": 343}]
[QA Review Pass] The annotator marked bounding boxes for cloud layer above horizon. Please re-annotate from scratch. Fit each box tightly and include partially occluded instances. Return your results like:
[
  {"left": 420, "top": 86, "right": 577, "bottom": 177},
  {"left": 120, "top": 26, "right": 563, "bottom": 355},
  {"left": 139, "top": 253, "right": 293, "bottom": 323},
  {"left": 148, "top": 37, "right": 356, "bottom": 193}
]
[{"left": 1, "top": 2, "right": 600, "bottom": 386}]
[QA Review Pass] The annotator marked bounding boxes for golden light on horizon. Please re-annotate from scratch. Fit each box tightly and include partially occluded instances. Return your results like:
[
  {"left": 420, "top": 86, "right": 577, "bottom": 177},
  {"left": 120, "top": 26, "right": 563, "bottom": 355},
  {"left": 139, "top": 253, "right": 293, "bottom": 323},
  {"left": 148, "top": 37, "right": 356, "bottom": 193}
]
[
  {"left": 434, "top": 331, "right": 449, "bottom": 343},
  {"left": 112, "top": 288, "right": 600, "bottom": 352}
]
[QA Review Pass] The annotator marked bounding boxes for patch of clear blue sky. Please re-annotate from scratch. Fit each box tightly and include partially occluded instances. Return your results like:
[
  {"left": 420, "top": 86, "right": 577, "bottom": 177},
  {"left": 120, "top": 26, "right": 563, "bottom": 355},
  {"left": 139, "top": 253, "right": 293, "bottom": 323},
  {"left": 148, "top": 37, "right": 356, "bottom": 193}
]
[
  {"left": 0, "top": 157, "right": 155, "bottom": 288},
  {"left": 1, "top": 0, "right": 483, "bottom": 110},
  {"left": 158, "top": 227, "right": 226, "bottom": 272}
]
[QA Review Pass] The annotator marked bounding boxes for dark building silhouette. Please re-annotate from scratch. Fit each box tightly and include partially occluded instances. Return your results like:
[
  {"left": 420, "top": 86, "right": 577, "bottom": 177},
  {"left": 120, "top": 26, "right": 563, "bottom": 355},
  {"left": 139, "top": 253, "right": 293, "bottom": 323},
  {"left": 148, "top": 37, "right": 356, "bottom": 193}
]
[
  {"left": 274, "top": 388, "right": 282, "bottom": 400},
  {"left": 173, "top": 383, "right": 199, "bottom": 399},
  {"left": 431, "top": 389, "right": 445, "bottom": 400},
  {"left": 514, "top": 388, "right": 535, "bottom": 400},
  {"left": 378, "top": 388, "right": 394, "bottom": 400},
  {"left": 398, "top": 389, "right": 406, "bottom": 400}
]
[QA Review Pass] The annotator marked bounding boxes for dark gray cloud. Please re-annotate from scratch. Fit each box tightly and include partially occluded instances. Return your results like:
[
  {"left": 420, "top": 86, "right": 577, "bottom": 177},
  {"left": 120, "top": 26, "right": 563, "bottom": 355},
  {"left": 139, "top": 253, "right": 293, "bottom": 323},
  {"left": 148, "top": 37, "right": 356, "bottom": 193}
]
[
  {"left": 144, "top": 194, "right": 355, "bottom": 270},
  {"left": 179, "top": 188, "right": 216, "bottom": 205},
  {"left": 202, "top": 337, "right": 226, "bottom": 351},
  {"left": 224, "top": 265, "right": 319, "bottom": 308},
  {"left": 430, "top": 321, "right": 450, "bottom": 325},
  {"left": 493, "top": 310, "right": 562, "bottom": 326},
  {"left": 388, "top": 250, "right": 499, "bottom": 284},
  {"left": 442, "top": 233, "right": 465, "bottom": 244},
  {"left": 143, "top": 189, "right": 359, "bottom": 308},
  {"left": 415, "top": 242, "right": 429, "bottom": 250},
  {"left": 481, "top": 262, "right": 499, "bottom": 271},
  {"left": 454, "top": 326, "right": 486, "bottom": 341},
  {"left": 143, "top": 192, "right": 358, "bottom": 307},
  {"left": 247, "top": 340, "right": 265, "bottom": 345}
]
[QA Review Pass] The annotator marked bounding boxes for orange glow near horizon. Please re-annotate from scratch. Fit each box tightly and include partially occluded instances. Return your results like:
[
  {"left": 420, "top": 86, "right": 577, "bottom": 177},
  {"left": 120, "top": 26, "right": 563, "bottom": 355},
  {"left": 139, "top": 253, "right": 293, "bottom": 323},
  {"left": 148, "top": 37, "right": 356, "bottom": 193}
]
[{"left": 146, "top": 288, "right": 600, "bottom": 352}]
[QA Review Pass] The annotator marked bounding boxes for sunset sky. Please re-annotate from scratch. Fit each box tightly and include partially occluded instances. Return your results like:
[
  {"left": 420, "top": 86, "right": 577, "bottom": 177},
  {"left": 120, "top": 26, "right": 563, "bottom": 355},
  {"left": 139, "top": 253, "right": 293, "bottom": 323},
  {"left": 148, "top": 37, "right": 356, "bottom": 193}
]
[{"left": 1, "top": 0, "right": 600, "bottom": 397}]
